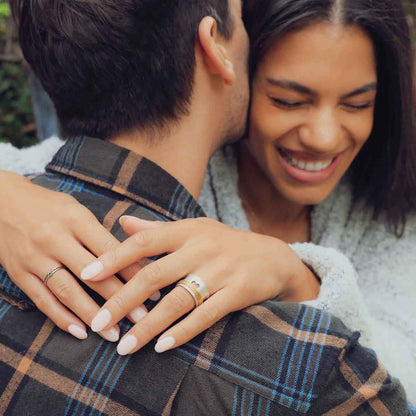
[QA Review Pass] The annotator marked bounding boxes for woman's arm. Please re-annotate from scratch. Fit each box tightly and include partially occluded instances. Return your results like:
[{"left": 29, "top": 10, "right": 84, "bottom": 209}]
[
  {"left": 79, "top": 216, "right": 321, "bottom": 355},
  {"left": 290, "top": 243, "right": 373, "bottom": 346}
]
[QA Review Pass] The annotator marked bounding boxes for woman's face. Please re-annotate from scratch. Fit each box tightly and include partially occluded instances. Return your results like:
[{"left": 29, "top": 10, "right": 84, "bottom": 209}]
[{"left": 248, "top": 22, "right": 377, "bottom": 206}]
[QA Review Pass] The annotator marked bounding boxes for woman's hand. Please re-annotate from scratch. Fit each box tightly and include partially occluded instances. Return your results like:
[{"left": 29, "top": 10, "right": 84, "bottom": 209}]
[
  {"left": 81, "top": 216, "right": 320, "bottom": 355},
  {"left": 0, "top": 171, "right": 147, "bottom": 341}
]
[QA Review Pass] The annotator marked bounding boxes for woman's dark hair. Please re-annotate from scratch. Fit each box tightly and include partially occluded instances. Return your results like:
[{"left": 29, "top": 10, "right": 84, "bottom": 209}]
[
  {"left": 243, "top": 0, "right": 416, "bottom": 236},
  {"left": 10, "top": 0, "right": 232, "bottom": 139}
]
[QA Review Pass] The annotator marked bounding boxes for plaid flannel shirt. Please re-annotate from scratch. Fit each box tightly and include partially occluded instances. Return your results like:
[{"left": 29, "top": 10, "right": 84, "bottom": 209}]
[{"left": 0, "top": 137, "right": 410, "bottom": 415}]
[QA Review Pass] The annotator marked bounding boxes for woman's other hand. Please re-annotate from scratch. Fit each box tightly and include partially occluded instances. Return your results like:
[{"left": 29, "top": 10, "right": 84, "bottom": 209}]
[
  {"left": 0, "top": 171, "right": 145, "bottom": 342},
  {"left": 81, "top": 216, "right": 320, "bottom": 355}
]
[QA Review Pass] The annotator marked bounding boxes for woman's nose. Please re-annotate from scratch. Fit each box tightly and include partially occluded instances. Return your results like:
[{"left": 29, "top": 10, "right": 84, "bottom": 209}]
[{"left": 299, "top": 108, "right": 342, "bottom": 153}]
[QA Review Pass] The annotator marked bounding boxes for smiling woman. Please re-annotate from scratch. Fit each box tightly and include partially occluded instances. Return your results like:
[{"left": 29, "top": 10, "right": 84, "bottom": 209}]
[
  {"left": 246, "top": 22, "right": 378, "bottom": 216},
  {"left": 0, "top": 0, "right": 416, "bottom": 408}
]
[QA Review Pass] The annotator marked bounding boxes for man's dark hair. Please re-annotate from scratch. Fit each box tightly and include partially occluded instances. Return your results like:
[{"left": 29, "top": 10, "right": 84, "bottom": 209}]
[
  {"left": 10, "top": 0, "right": 233, "bottom": 138},
  {"left": 243, "top": 0, "right": 416, "bottom": 236}
]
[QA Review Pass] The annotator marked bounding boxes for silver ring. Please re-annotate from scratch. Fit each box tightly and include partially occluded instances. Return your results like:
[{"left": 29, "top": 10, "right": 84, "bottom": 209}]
[
  {"left": 43, "top": 266, "right": 65, "bottom": 287},
  {"left": 185, "top": 274, "right": 210, "bottom": 302}
]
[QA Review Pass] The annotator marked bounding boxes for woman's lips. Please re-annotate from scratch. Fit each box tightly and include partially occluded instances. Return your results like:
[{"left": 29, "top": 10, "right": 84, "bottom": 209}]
[{"left": 277, "top": 147, "right": 341, "bottom": 184}]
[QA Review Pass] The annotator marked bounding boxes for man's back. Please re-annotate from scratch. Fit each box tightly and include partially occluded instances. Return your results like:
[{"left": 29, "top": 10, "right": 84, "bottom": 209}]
[{"left": 0, "top": 138, "right": 408, "bottom": 415}]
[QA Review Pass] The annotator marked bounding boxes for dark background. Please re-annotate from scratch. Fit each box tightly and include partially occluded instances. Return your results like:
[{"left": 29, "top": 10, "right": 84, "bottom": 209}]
[{"left": 1, "top": 1, "right": 415, "bottom": 148}]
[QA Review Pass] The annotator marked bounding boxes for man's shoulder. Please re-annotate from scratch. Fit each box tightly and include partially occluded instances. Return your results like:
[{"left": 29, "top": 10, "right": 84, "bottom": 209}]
[
  {"left": 30, "top": 170, "right": 168, "bottom": 236},
  {"left": 174, "top": 302, "right": 352, "bottom": 413},
  {"left": 173, "top": 301, "right": 407, "bottom": 414}
]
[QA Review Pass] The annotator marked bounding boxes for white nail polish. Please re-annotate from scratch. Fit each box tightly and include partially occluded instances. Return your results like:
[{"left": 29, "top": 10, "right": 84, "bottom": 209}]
[
  {"left": 130, "top": 306, "right": 147, "bottom": 323},
  {"left": 81, "top": 261, "right": 104, "bottom": 280},
  {"left": 99, "top": 327, "right": 120, "bottom": 342},
  {"left": 117, "top": 334, "right": 137, "bottom": 355},
  {"left": 91, "top": 309, "right": 112, "bottom": 332},
  {"left": 68, "top": 325, "right": 88, "bottom": 340},
  {"left": 155, "top": 336, "right": 176, "bottom": 353},
  {"left": 149, "top": 291, "right": 161, "bottom": 301}
]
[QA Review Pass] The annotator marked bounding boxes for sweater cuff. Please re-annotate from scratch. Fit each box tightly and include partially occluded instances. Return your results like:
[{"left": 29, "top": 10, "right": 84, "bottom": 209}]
[{"left": 290, "top": 242, "right": 373, "bottom": 346}]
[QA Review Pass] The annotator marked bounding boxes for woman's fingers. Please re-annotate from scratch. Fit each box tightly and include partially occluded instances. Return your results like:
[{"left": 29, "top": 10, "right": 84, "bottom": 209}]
[
  {"left": 31, "top": 259, "right": 120, "bottom": 342},
  {"left": 51, "top": 240, "right": 126, "bottom": 301},
  {"left": 80, "top": 221, "right": 186, "bottom": 282},
  {"left": 116, "top": 286, "right": 196, "bottom": 355},
  {"left": 116, "top": 287, "right": 237, "bottom": 355},
  {"left": 89, "top": 250, "right": 198, "bottom": 332},
  {"left": 17, "top": 271, "right": 88, "bottom": 340},
  {"left": 154, "top": 288, "right": 238, "bottom": 353},
  {"left": 119, "top": 216, "right": 162, "bottom": 236},
  {"left": 70, "top": 211, "right": 142, "bottom": 282},
  {"left": 56, "top": 241, "right": 152, "bottom": 326}
]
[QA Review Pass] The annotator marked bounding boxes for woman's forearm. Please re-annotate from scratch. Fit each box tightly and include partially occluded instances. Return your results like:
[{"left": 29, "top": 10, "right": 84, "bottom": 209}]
[{"left": 291, "top": 242, "right": 373, "bottom": 346}]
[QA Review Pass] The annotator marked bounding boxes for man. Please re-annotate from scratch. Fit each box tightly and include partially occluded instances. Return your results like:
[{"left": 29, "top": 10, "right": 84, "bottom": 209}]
[{"left": 0, "top": 0, "right": 409, "bottom": 414}]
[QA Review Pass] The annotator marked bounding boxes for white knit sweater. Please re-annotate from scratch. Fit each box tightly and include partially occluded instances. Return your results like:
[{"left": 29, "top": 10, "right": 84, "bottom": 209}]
[{"left": 1, "top": 138, "right": 415, "bottom": 401}]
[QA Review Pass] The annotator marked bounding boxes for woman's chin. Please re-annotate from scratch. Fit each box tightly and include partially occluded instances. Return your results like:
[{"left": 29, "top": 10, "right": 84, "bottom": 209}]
[{"left": 279, "top": 184, "right": 337, "bottom": 207}]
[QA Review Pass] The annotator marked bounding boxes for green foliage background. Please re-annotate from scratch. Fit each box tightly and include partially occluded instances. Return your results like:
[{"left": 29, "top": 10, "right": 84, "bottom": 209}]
[
  {"left": 0, "top": 1, "right": 415, "bottom": 148},
  {"left": 0, "top": 2, "right": 37, "bottom": 148}
]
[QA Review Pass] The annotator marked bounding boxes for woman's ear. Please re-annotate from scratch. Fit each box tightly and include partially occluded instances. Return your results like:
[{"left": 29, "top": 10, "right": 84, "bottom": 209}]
[{"left": 197, "top": 16, "right": 236, "bottom": 86}]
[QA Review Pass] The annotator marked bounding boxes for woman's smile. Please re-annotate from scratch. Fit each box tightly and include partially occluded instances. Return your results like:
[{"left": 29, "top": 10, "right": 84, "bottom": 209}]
[{"left": 277, "top": 147, "right": 344, "bottom": 184}]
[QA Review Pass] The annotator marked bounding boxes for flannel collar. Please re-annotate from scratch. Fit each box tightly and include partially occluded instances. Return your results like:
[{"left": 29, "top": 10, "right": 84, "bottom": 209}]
[{"left": 46, "top": 136, "right": 205, "bottom": 221}]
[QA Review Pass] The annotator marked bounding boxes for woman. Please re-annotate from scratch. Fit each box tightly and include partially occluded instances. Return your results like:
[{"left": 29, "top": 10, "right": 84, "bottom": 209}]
[{"left": 1, "top": 0, "right": 416, "bottom": 400}]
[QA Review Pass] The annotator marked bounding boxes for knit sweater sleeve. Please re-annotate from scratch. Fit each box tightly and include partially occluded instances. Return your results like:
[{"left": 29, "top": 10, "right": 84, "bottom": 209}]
[
  {"left": 0, "top": 136, "right": 63, "bottom": 175},
  {"left": 290, "top": 242, "right": 373, "bottom": 346}
]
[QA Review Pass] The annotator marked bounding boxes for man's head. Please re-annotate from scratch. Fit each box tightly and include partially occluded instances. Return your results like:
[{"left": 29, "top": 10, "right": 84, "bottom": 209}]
[{"left": 11, "top": 0, "right": 249, "bottom": 142}]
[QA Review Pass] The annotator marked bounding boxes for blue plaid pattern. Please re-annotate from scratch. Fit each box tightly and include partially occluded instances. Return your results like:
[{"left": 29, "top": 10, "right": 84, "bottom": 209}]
[{"left": 0, "top": 138, "right": 409, "bottom": 415}]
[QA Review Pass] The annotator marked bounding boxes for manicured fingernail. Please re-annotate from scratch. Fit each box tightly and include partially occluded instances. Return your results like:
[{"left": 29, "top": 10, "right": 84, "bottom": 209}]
[
  {"left": 149, "top": 291, "right": 161, "bottom": 301},
  {"left": 117, "top": 334, "right": 137, "bottom": 355},
  {"left": 155, "top": 336, "right": 176, "bottom": 353},
  {"left": 99, "top": 327, "right": 120, "bottom": 342},
  {"left": 91, "top": 309, "right": 112, "bottom": 332},
  {"left": 129, "top": 305, "right": 147, "bottom": 323},
  {"left": 68, "top": 325, "right": 88, "bottom": 340},
  {"left": 81, "top": 261, "right": 103, "bottom": 280}
]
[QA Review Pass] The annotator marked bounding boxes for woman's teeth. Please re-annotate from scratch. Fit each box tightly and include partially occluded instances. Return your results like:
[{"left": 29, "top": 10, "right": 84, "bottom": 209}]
[{"left": 280, "top": 149, "right": 334, "bottom": 172}]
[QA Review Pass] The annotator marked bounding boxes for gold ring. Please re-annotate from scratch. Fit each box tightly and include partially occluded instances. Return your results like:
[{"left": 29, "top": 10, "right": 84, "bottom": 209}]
[
  {"left": 43, "top": 266, "right": 65, "bottom": 287},
  {"left": 176, "top": 280, "right": 204, "bottom": 307},
  {"left": 176, "top": 274, "right": 210, "bottom": 308}
]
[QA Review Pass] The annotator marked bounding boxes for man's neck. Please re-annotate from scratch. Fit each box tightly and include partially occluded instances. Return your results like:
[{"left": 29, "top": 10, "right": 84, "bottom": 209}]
[{"left": 109, "top": 115, "right": 221, "bottom": 200}]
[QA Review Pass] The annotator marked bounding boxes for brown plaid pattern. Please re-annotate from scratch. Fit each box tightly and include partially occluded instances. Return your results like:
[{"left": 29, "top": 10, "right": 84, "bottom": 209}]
[{"left": 0, "top": 137, "right": 410, "bottom": 415}]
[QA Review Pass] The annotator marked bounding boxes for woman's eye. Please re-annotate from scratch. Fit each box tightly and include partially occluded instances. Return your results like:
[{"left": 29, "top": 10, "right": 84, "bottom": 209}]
[
  {"left": 342, "top": 102, "right": 374, "bottom": 110},
  {"left": 271, "top": 98, "right": 305, "bottom": 109}
]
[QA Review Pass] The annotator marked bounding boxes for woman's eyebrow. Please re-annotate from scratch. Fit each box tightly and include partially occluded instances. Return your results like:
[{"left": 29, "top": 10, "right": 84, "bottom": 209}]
[
  {"left": 266, "top": 79, "right": 377, "bottom": 100},
  {"left": 341, "top": 82, "right": 378, "bottom": 99},
  {"left": 266, "top": 78, "right": 317, "bottom": 96}
]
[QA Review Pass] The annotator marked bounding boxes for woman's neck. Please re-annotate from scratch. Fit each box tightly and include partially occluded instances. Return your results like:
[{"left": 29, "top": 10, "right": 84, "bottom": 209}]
[{"left": 238, "top": 141, "right": 311, "bottom": 243}]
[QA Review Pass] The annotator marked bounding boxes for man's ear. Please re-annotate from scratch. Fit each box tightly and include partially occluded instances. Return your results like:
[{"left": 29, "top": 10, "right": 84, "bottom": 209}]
[{"left": 197, "top": 16, "right": 236, "bottom": 86}]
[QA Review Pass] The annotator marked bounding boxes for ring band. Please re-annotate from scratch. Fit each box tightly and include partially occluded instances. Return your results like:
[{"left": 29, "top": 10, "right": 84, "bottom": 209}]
[
  {"left": 176, "top": 280, "right": 202, "bottom": 307},
  {"left": 176, "top": 274, "right": 210, "bottom": 308},
  {"left": 44, "top": 266, "right": 65, "bottom": 287}
]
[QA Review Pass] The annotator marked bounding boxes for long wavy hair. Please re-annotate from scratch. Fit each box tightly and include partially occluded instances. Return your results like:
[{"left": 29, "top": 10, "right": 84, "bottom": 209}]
[{"left": 243, "top": 0, "right": 416, "bottom": 236}]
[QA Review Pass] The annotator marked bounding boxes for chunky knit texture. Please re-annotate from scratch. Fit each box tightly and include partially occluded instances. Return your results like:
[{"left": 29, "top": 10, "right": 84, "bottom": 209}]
[{"left": 1, "top": 139, "right": 415, "bottom": 401}]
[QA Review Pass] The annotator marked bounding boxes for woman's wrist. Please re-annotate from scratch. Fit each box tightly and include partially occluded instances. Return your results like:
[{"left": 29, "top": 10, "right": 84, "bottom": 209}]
[{"left": 282, "top": 248, "right": 321, "bottom": 302}]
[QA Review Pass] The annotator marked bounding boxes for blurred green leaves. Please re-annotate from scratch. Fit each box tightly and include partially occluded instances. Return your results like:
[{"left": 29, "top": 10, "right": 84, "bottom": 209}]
[
  {"left": 0, "top": 1, "right": 36, "bottom": 148},
  {"left": 0, "top": 62, "right": 36, "bottom": 147},
  {"left": 0, "top": 3, "right": 10, "bottom": 18}
]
